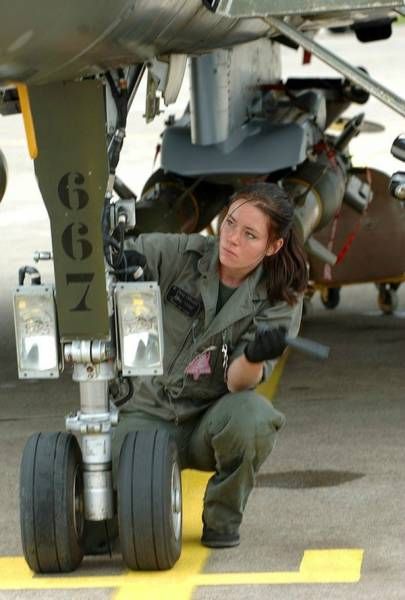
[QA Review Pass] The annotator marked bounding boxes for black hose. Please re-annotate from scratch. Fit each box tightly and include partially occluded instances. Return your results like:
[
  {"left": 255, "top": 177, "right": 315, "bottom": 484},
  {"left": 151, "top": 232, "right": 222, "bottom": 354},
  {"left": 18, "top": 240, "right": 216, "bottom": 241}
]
[
  {"left": 112, "top": 377, "right": 134, "bottom": 408},
  {"left": 112, "top": 222, "right": 125, "bottom": 269}
]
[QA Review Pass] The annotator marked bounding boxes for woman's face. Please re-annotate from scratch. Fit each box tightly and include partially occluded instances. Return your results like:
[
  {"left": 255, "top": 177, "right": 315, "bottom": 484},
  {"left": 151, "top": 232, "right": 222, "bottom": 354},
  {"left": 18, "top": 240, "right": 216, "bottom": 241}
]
[{"left": 219, "top": 199, "right": 283, "bottom": 275}]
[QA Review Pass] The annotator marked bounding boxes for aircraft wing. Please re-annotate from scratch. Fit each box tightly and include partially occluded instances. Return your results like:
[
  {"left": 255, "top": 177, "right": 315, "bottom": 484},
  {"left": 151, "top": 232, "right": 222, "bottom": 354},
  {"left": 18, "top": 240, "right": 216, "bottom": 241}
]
[{"left": 0, "top": 0, "right": 404, "bottom": 87}]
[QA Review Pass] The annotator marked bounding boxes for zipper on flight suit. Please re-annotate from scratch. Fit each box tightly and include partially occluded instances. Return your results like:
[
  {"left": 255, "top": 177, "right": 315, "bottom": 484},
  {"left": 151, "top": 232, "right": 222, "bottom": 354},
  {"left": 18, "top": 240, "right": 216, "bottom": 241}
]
[
  {"left": 167, "top": 319, "right": 199, "bottom": 375},
  {"left": 165, "top": 319, "right": 199, "bottom": 425},
  {"left": 221, "top": 329, "right": 229, "bottom": 382}
]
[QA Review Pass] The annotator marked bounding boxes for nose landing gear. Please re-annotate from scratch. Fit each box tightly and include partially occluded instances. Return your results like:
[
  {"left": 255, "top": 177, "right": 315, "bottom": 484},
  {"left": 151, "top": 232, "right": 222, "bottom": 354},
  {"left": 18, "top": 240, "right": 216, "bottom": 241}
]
[
  {"left": 20, "top": 429, "right": 183, "bottom": 573},
  {"left": 320, "top": 286, "right": 341, "bottom": 310},
  {"left": 377, "top": 282, "right": 399, "bottom": 315}
]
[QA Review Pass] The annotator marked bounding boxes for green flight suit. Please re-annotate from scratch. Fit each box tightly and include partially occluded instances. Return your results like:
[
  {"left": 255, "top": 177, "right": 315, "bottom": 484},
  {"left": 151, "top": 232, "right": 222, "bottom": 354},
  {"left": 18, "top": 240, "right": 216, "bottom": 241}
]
[{"left": 113, "top": 233, "right": 301, "bottom": 534}]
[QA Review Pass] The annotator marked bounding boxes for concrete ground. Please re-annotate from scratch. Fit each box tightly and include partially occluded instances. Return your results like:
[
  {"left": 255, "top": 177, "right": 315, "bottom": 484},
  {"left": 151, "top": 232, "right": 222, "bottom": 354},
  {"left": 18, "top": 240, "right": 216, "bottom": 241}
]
[{"left": 0, "top": 24, "right": 404, "bottom": 600}]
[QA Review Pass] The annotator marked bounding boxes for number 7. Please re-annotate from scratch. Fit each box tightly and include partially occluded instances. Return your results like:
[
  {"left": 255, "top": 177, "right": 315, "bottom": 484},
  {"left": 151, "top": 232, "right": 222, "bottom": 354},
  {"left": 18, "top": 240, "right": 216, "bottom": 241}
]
[{"left": 66, "top": 273, "right": 95, "bottom": 312}]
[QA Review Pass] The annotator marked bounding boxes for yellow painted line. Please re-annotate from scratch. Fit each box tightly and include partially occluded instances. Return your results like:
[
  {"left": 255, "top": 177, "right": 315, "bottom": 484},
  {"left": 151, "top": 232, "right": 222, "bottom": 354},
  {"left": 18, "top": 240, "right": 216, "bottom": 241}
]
[
  {"left": 256, "top": 348, "right": 290, "bottom": 401},
  {"left": 0, "top": 546, "right": 364, "bottom": 593},
  {"left": 0, "top": 358, "right": 364, "bottom": 597},
  {"left": 16, "top": 83, "right": 38, "bottom": 159}
]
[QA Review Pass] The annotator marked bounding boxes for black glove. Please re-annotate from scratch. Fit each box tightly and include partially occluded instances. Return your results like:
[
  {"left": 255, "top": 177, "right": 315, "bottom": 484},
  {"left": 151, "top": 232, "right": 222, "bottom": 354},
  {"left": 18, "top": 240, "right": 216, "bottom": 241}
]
[
  {"left": 117, "top": 249, "right": 147, "bottom": 281},
  {"left": 125, "top": 250, "right": 147, "bottom": 270},
  {"left": 244, "top": 326, "right": 287, "bottom": 363}
]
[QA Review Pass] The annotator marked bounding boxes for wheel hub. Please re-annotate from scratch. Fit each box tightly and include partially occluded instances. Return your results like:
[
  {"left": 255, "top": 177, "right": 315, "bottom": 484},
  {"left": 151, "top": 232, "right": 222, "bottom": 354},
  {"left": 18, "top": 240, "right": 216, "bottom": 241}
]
[
  {"left": 73, "top": 464, "right": 84, "bottom": 540},
  {"left": 171, "top": 462, "right": 182, "bottom": 540}
]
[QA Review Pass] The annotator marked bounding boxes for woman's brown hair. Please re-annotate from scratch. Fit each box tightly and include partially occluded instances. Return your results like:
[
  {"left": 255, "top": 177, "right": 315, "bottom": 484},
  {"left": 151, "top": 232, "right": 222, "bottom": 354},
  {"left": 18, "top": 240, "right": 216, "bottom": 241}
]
[{"left": 223, "top": 182, "right": 308, "bottom": 306}]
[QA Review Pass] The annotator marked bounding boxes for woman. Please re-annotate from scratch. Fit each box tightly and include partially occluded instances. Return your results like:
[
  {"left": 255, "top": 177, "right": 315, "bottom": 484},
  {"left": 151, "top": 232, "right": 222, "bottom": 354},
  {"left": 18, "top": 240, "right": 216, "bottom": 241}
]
[{"left": 113, "top": 182, "right": 308, "bottom": 548}]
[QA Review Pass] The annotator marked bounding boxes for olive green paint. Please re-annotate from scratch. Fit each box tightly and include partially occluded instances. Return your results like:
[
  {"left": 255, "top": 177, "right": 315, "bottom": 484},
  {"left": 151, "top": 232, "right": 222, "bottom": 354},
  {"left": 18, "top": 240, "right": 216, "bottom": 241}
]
[{"left": 30, "top": 80, "right": 109, "bottom": 340}]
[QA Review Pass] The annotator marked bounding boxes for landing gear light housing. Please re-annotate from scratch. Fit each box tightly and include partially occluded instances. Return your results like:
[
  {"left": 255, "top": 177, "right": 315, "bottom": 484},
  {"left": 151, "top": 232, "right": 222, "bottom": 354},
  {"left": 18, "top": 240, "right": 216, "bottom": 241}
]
[
  {"left": 13, "top": 285, "right": 60, "bottom": 379},
  {"left": 115, "top": 282, "right": 164, "bottom": 376}
]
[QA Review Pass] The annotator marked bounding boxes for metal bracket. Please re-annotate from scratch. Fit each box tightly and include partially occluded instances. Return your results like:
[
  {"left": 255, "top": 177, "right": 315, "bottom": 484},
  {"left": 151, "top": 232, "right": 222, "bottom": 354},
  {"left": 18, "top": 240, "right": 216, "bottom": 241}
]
[{"left": 146, "top": 54, "right": 187, "bottom": 121}]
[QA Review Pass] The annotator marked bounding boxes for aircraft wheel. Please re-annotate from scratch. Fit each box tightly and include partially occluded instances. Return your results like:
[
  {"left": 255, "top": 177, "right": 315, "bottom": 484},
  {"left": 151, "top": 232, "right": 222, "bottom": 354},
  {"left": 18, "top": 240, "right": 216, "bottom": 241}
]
[
  {"left": 321, "top": 287, "right": 341, "bottom": 310},
  {"left": 118, "top": 430, "right": 182, "bottom": 570},
  {"left": 20, "top": 432, "right": 84, "bottom": 573},
  {"left": 377, "top": 284, "right": 398, "bottom": 315}
]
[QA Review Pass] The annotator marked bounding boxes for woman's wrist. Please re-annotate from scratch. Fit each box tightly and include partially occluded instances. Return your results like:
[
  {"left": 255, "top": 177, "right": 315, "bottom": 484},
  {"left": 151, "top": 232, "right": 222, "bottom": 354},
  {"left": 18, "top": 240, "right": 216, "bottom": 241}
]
[{"left": 227, "top": 353, "right": 264, "bottom": 392}]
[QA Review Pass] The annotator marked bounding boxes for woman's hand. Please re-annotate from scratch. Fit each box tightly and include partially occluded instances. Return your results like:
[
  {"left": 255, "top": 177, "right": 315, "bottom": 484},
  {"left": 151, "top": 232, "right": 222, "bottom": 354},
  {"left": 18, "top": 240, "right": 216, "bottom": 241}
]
[
  {"left": 226, "top": 353, "right": 265, "bottom": 392},
  {"left": 227, "top": 327, "right": 287, "bottom": 392},
  {"left": 244, "top": 326, "right": 287, "bottom": 363}
]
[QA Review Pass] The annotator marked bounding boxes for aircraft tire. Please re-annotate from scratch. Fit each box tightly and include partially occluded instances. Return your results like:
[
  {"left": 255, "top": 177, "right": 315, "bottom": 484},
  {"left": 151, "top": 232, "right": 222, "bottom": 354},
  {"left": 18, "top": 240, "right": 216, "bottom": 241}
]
[
  {"left": 321, "top": 287, "right": 341, "bottom": 309},
  {"left": 118, "top": 429, "right": 182, "bottom": 570},
  {"left": 20, "top": 432, "right": 84, "bottom": 573}
]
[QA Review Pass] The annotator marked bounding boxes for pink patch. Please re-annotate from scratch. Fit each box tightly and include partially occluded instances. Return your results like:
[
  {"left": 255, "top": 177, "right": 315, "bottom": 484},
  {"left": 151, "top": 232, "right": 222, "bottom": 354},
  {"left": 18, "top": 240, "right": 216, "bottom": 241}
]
[{"left": 185, "top": 351, "right": 212, "bottom": 381}]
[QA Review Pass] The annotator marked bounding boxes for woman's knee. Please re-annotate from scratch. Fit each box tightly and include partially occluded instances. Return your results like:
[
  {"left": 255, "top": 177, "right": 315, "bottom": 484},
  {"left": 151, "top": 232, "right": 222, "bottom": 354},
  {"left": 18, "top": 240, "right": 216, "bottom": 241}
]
[
  {"left": 220, "top": 390, "right": 285, "bottom": 433},
  {"left": 209, "top": 390, "right": 286, "bottom": 459}
]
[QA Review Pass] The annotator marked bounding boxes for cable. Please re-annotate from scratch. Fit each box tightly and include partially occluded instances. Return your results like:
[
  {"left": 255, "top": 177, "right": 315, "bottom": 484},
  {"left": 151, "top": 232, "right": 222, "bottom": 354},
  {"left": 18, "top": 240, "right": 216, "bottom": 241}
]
[
  {"left": 111, "top": 377, "right": 134, "bottom": 408},
  {"left": 103, "top": 68, "right": 130, "bottom": 266}
]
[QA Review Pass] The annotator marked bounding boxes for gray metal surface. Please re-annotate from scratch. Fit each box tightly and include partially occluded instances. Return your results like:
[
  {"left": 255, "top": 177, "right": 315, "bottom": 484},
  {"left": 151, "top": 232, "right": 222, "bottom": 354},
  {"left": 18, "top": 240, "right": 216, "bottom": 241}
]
[
  {"left": 0, "top": 0, "right": 268, "bottom": 85},
  {"left": 0, "top": 0, "right": 403, "bottom": 87},
  {"left": 216, "top": 0, "right": 404, "bottom": 17},
  {"left": 190, "top": 52, "right": 233, "bottom": 146},
  {"left": 189, "top": 38, "right": 281, "bottom": 146},
  {"left": 266, "top": 16, "right": 405, "bottom": 118},
  {"left": 161, "top": 121, "right": 307, "bottom": 175}
]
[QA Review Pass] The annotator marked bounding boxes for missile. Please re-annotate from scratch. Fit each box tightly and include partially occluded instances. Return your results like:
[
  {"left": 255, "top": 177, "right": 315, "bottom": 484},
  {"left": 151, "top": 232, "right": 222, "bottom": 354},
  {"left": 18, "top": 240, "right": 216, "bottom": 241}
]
[{"left": 285, "top": 335, "right": 330, "bottom": 360}]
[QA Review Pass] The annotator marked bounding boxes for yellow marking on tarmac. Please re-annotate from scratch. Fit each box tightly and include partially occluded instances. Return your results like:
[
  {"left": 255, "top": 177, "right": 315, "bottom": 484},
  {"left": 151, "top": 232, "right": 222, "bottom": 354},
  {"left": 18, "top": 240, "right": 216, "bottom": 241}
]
[
  {"left": 256, "top": 348, "right": 290, "bottom": 401},
  {"left": 0, "top": 546, "right": 364, "bottom": 594},
  {"left": 0, "top": 355, "right": 364, "bottom": 597},
  {"left": 16, "top": 83, "right": 38, "bottom": 159}
]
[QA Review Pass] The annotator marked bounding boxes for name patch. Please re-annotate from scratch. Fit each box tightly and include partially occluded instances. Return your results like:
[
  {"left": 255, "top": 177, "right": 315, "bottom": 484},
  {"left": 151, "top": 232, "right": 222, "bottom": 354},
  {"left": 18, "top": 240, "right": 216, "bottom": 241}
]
[{"left": 167, "top": 285, "right": 202, "bottom": 317}]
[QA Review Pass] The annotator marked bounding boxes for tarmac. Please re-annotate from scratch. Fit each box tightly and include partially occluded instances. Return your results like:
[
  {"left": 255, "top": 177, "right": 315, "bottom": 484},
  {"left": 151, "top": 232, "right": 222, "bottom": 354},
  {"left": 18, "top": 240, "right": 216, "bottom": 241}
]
[{"left": 0, "top": 25, "right": 404, "bottom": 600}]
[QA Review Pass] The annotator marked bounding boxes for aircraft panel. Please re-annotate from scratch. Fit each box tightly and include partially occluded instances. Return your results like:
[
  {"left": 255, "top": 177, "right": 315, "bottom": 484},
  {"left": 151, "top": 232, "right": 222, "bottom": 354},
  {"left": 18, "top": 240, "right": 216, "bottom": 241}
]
[{"left": 216, "top": 0, "right": 404, "bottom": 17}]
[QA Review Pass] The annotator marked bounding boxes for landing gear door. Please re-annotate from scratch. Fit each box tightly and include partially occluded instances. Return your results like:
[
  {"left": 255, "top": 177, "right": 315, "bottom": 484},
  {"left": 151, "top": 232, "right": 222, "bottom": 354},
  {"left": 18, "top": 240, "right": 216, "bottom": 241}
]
[{"left": 30, "top": 80, "right": 109, "bottom": 341}]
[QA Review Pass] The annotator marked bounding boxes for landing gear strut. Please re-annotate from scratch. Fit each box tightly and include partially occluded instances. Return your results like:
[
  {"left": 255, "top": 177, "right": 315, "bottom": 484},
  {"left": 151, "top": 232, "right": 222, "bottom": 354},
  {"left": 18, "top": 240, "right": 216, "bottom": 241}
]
[
  {"left": 377, "top": 282, "right": 399, "bottom": 315},
  {"left": 16, "top": 73, "right": 184, "bottom": 576},
  {"left": 321, "top": 287, "right": 341, "bottom": 310}
]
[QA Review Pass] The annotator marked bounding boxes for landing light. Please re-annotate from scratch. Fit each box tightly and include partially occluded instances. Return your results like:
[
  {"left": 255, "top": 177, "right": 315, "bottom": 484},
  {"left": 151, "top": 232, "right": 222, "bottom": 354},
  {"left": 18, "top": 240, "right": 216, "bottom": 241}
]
[
  {"left": 115, "top": 282, "right": 164, "bottom": 376},
  {"left": 13, "top": 286, "right": 60, "bottom": 378}
]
